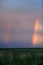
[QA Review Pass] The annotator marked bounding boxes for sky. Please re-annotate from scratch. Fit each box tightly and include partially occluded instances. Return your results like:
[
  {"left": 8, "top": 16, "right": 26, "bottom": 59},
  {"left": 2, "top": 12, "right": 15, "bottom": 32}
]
[{"left": 0, "top": 0, "right": 43, "bottom": 47}]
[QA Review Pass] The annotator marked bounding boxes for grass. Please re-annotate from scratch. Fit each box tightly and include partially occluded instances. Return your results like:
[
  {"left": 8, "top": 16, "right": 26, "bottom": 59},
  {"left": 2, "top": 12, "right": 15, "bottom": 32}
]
[{"left": 0, "top": 48, "right": 43, "bottom": 65}]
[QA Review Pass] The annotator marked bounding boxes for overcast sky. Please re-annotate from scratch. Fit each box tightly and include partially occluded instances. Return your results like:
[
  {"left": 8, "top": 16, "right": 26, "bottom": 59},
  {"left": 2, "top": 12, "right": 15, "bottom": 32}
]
[{"left": 0, "top": 0, "right": 43, "bottom": 45}]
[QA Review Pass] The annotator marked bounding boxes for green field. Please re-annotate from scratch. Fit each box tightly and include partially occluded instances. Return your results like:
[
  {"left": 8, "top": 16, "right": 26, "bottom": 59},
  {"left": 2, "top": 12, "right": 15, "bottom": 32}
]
[{"left": 0, "top": 48, "right": 43, "bottom": 65}]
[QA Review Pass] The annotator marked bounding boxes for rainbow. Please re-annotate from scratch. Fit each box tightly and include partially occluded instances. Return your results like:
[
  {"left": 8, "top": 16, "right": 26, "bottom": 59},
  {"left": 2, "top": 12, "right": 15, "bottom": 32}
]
[{"left": 32, "top": 19, "right": 43, "bottom": 45}]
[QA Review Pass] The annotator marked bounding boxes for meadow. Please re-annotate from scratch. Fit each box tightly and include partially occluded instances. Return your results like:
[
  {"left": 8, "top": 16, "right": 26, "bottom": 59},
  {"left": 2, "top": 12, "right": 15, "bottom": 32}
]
[{"left": 0, "top": 48, "right": 43, "bottom": 65}]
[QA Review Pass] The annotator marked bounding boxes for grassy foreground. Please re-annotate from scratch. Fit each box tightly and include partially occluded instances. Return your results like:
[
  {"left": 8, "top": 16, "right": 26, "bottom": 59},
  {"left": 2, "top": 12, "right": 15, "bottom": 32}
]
[{"left": 0, "top": 48, "right": 43, "bottom": 65}]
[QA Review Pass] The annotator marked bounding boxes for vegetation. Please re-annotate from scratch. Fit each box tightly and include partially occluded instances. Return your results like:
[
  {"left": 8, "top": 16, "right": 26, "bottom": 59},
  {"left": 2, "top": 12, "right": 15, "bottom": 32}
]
[{"left": 0, "top": 48, "right": 43, "bottom": 65}]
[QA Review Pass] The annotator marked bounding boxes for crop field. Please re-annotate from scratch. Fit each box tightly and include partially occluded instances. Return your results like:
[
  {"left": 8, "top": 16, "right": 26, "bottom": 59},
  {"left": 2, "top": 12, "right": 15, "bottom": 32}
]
[{"left": 0, "top": 48, "right": 43, "bottom": 65}]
